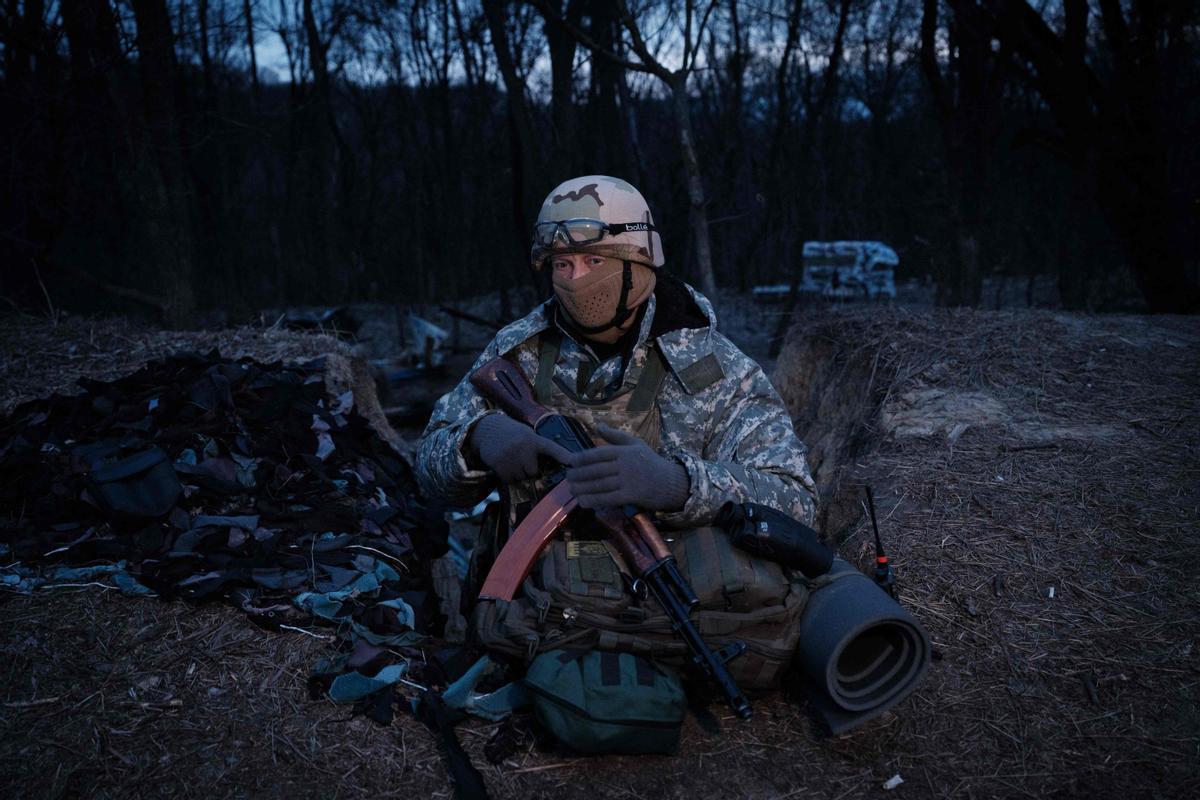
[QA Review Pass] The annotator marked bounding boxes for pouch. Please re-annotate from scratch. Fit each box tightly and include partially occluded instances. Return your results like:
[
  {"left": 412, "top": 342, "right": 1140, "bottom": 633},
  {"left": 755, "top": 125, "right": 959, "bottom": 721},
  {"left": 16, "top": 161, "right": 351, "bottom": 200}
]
[
  {"left": 87, "top": 447, "right": 181, "bottom": 519},
  {"left": 524, "top": 649, "right": 685, "bottom": 754}
]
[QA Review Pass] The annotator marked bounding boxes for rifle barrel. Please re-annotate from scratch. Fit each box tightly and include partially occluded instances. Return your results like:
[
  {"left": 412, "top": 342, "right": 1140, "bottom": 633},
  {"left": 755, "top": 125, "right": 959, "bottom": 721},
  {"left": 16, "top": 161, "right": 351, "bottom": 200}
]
[{"left": 645, "top": 567, "right": 752, "bottom": 719}]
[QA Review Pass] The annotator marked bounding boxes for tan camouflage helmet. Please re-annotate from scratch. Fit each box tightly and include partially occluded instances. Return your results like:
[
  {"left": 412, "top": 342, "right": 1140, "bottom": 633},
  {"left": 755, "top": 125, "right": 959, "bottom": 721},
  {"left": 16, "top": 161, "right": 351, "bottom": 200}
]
[{"left": 530, "top": 175, "right": 665, "bottom": 270}]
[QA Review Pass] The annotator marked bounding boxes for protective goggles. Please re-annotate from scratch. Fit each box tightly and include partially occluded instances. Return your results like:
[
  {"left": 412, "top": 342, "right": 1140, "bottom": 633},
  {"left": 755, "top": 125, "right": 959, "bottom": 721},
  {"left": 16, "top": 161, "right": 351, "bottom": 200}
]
[{"left": 533, "top": 218, "right": 657, "bottom": 248}]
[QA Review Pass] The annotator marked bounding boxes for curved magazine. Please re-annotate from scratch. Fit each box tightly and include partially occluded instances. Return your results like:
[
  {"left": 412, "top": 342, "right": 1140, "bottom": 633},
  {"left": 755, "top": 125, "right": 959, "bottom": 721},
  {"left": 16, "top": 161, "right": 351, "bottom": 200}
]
[{"left": 477, "top": 481, "right": 578, "bottom": 602}]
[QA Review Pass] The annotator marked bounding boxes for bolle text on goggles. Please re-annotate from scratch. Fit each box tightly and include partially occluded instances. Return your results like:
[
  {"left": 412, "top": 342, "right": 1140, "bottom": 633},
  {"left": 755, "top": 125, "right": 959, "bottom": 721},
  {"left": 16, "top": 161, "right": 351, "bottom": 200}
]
[{"left": 533, "top": 218, "right": 658, "bottom": 248}]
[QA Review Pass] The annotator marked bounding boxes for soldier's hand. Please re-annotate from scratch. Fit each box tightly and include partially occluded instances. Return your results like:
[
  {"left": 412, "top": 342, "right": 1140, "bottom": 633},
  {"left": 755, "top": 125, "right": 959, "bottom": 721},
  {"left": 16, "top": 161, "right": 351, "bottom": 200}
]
[
  {"left": 468, "top": 414, "right": 574, "bottom": 483},
  {"left": 566, "top": 423, "right": 690, "bottom": 512}
]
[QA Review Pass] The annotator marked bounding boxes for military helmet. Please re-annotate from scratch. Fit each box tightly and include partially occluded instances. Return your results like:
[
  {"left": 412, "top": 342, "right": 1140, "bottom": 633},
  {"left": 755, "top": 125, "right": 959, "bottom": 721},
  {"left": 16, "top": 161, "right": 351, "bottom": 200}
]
[{"left": 530, "top": 175, "right": 665, "bottom": 270}]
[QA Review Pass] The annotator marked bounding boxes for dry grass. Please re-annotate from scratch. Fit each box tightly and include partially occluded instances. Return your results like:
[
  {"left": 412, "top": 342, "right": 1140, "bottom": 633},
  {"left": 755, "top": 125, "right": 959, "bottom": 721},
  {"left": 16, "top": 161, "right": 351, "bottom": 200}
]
[
  {"left": 775, "top": 307, "right": 1200, "bottom": 798},
  {"left": 0, "top": 312, "right": 352, "bottom": 416},
  {"left": 2, "top": 306, "right": 1198, "bottom": 799}
]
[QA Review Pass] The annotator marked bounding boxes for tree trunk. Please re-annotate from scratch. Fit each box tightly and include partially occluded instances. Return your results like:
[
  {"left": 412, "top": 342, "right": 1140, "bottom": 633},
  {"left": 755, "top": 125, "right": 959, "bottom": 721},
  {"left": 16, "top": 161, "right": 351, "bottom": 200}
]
[
  {"left": 197, "top": 0, "right": 214, "bottom": 103},
  {"left": 543, "top": 0, "right": 580, "bottom": 177},
  {"left": 1093, "top": 0, "right": 1196, "bottom": 312},
  {"left": 4, "top": 0, "right": 57, "bottom": 280},
  {"left": 129, "top": 0, "right": 197, "bottom": 327},
  {"left": 922, "top": 0, "right": 998, "bottom": 307},
  {"left": 583, "top": 0, "right": 635, "bottom": 179},
  {"left": 1098, "top": 150, "right": 1197, "bottom": 312},
  {"left": 483, "top": 0, "right": 541, "bottom": 311},
  {"left": 243, "top": 0, "right": 261, "bottom": 102},
  {"left": 302, "top": 0, "right": 356, "bottom": 301},
  {"left": 671, "top": 76, "right": 717, "bottom": 298},
  {"left": 987, "top": 0, "right": 1198, "bottom": 312}
]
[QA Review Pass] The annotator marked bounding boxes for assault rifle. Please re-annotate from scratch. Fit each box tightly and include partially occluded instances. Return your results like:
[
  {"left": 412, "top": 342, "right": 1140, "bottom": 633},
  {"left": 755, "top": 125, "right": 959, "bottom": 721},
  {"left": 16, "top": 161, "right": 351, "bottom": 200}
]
[{"left": 469, "top": 356, "right": 753, "bottom": 720}]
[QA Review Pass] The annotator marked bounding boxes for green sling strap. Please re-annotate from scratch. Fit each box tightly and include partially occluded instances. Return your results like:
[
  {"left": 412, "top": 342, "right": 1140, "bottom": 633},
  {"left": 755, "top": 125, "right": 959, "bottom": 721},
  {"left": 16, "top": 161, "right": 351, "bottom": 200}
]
[{"left": 535, "top": 335, "right": 560, "bottom": 405}]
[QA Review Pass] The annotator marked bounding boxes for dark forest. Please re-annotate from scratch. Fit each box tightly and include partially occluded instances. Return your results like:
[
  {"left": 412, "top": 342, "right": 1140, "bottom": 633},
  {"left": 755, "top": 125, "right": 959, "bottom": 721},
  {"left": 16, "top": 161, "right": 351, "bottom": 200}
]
[{"left": 2, "top": 0, "right": 1197, "bottom": 326}]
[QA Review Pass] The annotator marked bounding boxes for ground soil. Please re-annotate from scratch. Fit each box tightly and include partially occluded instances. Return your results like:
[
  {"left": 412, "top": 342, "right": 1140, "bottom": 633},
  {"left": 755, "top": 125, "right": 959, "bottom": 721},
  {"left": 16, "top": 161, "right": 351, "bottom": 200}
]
[{"left": 1, "top": 300, "right": 1197, "bottom": 799}]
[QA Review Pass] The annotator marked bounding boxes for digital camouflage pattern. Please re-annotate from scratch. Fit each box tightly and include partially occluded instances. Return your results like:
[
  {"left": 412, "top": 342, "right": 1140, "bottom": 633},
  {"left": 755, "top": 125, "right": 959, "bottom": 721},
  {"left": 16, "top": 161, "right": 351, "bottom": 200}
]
[{"left": 416, "top": 283, "right": 818, "bottom": 529}]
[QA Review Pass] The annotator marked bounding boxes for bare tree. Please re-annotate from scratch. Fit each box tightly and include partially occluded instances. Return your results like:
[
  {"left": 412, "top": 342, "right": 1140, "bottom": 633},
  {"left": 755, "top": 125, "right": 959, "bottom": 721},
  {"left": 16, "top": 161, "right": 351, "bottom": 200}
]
[
  {"left": 766, "top": 0, "right": 855, "bottom": 353},
  {"left": 128, "top": 0, "right": 201, "bottom": 326},
  {"left": 244, "top": 0, "right": 262, "bottom": 102},
  {"left": 4, "top": 0, "right": 1194, "bottom": 318},
  {"left": 542, "top": 0, "right": 583, "bottom": 176},
  {"left": 483, "top": 0, "right": 545, "bottom": 317},
  {"left": 921, "top": 0, "right": 1011, "bottom": 307},
  {"left": 975, "top": 0, "right": 1199, "bottom": 312}
]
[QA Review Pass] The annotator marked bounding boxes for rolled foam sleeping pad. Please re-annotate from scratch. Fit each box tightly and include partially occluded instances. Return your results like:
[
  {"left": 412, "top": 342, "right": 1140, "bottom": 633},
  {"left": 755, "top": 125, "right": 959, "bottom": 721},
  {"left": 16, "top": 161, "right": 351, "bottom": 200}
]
[{"left": 793, "top": 557, "right": 930, "bottom": 734}]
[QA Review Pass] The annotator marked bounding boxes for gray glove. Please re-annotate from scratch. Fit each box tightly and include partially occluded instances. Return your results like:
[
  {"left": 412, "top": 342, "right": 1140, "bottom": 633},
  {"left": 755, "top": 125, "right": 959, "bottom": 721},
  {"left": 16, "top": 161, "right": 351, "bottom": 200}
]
[
  {"left": 468, "top": 413, "right": 574, "bottom": 483},
  {"left": 565, "top": 423, "right": 690, "bottom": 511}
]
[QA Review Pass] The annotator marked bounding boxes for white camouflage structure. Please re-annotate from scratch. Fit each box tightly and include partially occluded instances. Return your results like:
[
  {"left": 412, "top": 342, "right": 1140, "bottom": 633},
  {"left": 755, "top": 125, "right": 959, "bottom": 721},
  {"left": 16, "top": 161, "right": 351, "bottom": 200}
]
[{"left": 801, "top": 241, "right": 898, "bottom": 299}]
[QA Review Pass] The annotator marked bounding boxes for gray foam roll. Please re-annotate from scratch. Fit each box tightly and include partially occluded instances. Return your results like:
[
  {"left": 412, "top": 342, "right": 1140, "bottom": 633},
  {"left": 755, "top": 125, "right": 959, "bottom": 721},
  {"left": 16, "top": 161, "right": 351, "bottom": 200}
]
[{"left": 793, "top": 557, "right": 930, "bottom": 734}]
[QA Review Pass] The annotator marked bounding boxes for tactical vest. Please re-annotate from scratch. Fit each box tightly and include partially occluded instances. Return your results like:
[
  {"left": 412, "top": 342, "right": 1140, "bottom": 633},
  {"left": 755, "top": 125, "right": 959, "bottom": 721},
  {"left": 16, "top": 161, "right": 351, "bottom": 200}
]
[{"left": 467, "top": 331, "right": 810, "bottom": 689}]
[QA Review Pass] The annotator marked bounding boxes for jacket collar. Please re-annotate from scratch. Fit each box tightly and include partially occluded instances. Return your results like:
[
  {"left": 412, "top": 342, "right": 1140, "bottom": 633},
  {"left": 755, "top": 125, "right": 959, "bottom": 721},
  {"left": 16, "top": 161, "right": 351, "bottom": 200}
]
[
  {"left": 653, "top": 283, "right": 723, "bottom": 395},
  {"left": 491, "top": 281, "right": 721, "bottom": 393}
]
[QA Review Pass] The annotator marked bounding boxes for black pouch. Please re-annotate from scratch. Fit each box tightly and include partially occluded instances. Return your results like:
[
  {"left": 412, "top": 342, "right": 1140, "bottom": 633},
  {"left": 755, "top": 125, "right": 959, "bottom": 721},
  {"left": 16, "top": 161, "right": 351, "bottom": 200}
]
[
  {"left": 87, "top": 447, "right": 181, "bottom": 519},
  {"left": 715, "top": 501, "right": 834, "bottom": 578}
]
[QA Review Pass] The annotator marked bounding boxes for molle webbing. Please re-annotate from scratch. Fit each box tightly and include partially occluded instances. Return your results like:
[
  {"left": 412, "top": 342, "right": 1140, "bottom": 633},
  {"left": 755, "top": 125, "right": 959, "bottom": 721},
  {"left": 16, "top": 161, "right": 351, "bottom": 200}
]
[
  {"left": 576, "top": 360, "right": 595, "bottom": 396},
  {"left": 566, "top": 540, "right": 624, "bottom": 600},
  {"left": 716, "top": 530, "right": 748, "bottom": 597},
  {"left": 624, "top": 347, "right": 667, "bottom": 416},
  {"left": 598, "top": 630, "right": 657, "bottom": 657},
  {"left": 535, "top": 335, "right": 560, "bottom": 405},
  {"left": 684, "top": 527, "right": 747, "bottom": 600},
  {"left": 600, "top": 651, "right": 621, "bottom": 686}
]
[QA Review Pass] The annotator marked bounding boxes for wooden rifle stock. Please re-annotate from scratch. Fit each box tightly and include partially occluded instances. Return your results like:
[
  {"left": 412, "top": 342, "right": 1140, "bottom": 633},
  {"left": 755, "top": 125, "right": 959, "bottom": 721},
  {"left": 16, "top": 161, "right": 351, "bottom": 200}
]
[{"left": 469, "top": 357, "right": 551, "bottom": 429}]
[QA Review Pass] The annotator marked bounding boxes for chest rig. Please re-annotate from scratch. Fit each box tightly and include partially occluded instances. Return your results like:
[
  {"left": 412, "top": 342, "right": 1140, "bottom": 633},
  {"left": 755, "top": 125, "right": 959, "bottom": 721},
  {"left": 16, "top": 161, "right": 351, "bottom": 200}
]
[{"left": 532, "top": 329, "right": 669, "bottom": 449}]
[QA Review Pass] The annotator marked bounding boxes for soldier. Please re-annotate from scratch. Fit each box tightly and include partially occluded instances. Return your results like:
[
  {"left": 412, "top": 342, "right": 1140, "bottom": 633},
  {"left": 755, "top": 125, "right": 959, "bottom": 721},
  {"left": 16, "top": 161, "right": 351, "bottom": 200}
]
[{"left": 417, "top": 175, "right": 817, "bottom": 531}]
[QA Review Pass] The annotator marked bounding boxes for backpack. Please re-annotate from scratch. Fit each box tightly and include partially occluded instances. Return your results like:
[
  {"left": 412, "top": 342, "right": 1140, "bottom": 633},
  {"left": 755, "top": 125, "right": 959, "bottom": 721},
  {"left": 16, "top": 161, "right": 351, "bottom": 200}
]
[{"left": 469, "top": 519, "right": 808, "bottom": 690}]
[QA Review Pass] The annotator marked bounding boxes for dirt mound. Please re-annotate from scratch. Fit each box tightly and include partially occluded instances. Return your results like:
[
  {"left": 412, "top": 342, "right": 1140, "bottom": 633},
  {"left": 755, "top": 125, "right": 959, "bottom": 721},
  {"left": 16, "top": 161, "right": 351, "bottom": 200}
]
[{"left": 773, "top": 307, "right": 1200, "bottom": 796}]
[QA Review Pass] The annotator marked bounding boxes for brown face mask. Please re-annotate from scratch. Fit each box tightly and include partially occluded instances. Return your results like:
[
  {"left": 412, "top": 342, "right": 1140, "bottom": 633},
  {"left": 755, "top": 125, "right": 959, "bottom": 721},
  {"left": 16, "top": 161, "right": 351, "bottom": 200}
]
[{"left": 552, "top": 258, "right": 656, "bottom": 344}]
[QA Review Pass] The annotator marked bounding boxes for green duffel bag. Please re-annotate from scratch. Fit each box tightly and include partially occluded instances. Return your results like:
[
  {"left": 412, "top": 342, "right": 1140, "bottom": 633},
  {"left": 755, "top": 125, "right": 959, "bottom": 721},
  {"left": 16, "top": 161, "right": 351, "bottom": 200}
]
[{"left": 524, "top": 649, "right": 685, "bottom": 755}]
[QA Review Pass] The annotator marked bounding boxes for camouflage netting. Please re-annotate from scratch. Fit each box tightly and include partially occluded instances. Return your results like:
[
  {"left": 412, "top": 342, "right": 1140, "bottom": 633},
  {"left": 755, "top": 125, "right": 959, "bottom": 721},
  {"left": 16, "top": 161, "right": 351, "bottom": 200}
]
[
  {"left": 0, "top": 345, "right": 454, "bottom": 723},
  {"left": 0, "top": 314, "right": 360, "bottom": 415}
]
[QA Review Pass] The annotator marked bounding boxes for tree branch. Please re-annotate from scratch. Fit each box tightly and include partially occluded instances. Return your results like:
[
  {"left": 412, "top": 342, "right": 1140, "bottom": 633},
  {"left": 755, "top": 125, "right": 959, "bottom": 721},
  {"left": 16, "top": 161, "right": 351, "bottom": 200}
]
[
  {"left": 683, "top": 0, "right": 694, "bottom": 70},
  {"left": 528, "top": 0, "right": 659, "bottom": 76},
  {"left": 686, "top": 0, "right": 720, "bottom": 73},
  {"left": 613, "top": 0, "right": 675, "bottom": 82}
]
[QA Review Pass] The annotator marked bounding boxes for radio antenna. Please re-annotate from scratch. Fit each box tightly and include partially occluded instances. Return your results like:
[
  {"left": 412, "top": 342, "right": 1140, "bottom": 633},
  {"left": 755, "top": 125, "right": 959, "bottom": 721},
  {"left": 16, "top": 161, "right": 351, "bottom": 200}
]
[{"left": 864, "top": 486, "right": 897, "bottom": 599}]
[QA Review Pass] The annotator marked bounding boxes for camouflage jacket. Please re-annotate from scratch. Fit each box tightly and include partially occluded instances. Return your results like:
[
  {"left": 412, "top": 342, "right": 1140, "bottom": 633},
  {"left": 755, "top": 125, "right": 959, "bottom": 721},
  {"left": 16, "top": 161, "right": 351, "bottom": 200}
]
[{"left": 416, "top": 280, "right": 818, "bottom": 529}]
